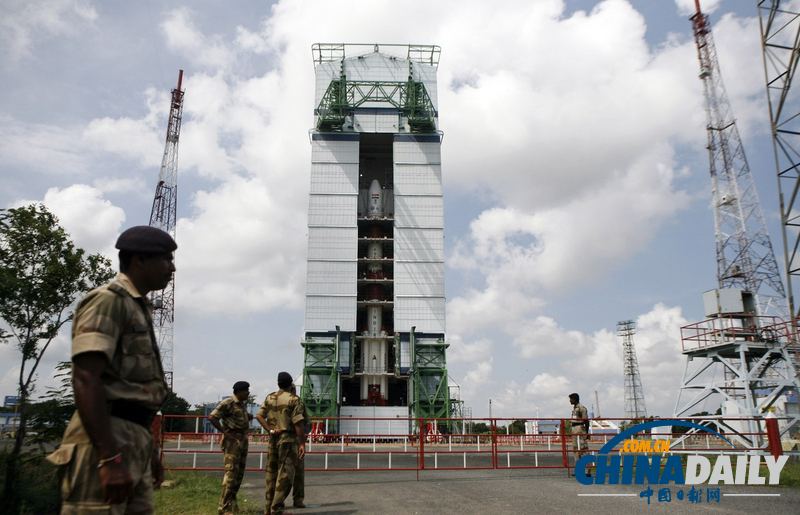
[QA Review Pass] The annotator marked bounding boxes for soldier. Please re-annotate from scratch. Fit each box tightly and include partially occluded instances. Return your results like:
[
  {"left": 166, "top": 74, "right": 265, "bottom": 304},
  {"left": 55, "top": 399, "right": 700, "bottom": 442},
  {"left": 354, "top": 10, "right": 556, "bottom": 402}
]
[
  {"left": 47, "top": 226, "right": 176, "bottom": 513},
  {"left": 569, "top": 392, "right": 592, "bottom": 477},
  {"left": 209, "top": 381, "right": 254, "bottom": 515},
  {"left": 288, "top": 383, "right": 310, "bottom": 509},
  {"left": 255, "top": 372, "right": 305, "bottom": 515}
]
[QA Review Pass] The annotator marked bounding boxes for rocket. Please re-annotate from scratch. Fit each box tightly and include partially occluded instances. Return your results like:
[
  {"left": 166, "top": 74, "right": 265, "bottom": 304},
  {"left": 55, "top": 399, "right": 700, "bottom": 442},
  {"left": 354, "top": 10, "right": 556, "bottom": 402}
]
[
  {"left": 363, "top": 179, "right": 388, "bottom": 401},
  {"left": 368, "top": 179, "right": 383, "bottom": 217}
]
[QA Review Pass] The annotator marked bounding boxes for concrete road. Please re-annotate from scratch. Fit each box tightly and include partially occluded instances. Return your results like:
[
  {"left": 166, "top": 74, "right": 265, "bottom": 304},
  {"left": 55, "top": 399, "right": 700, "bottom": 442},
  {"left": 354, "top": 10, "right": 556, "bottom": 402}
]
[{"left": 208, "top": 467, "right": 799, "bottom": 515}]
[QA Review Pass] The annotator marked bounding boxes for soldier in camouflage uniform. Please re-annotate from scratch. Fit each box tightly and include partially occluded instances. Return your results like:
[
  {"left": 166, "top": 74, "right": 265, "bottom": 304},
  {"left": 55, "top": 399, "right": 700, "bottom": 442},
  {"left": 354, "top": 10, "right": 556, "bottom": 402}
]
[
  {"left": 569, "top": 392, "right": 592, "bottom": 477},
  {"left": 255, "top": 372, "right": 305, "bottom": 515},
  {"left": 209, "top": 381, "right": 254, "bottom": 515},
  {"left": 47, "top": 226, "right": 176, "bottom": 514},
  {"left": 288, "top": 383, "right": 310, "bottom": 509}
]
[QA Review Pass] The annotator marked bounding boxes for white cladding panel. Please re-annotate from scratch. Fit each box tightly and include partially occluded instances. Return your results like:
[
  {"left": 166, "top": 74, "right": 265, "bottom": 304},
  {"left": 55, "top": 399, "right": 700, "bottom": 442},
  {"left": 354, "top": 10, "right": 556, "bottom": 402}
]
[
  {"left": 394, "top": 297, "right": 446, "bottom": 333},
  {"left": 308, "top": 194, "right": 357, "bottom": 227},
  {"left": 394, "top": 196, "right": 444, "bottom": 228},
  {"left": 394, "top": 262, "right": 444, "bottom": 296},
  {"left": 311, "top": 139, "right": 359, "bottom": 164},
  {"left": 344, "top": 53, "right": 408, "bottom": 82},
  {"left": 309, "top": 163, "right": 359, "bottom": 194},
  {"left": 394, "top": 164, "right": 442, "bottom": 195},
  {"left": 314, "top": 62, "right": 340, "bottom": 106},
  {"left": 306, "top": 261, "right": 356, "bottom": 295},
  {"left": 394, "top": 141, "right": 441, "bottom": 165},
  {"left": 304, "top": 296, "right": 356, "bottom": 332},
  {"left": 307, "top": 227, "right": 357, "bottom": 260},
  {"left": 394, "top": 228, "right": 444, "bottom": 261},
  {"left": 352, "top": 112, "right": 399, "bottom": 133}
]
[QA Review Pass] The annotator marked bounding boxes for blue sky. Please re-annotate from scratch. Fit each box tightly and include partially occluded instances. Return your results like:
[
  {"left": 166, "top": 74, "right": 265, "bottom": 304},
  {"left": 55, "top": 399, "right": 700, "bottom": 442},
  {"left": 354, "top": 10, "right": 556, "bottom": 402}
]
[{"left": 0, "top": 0, "right": 782, "bottom": 420}]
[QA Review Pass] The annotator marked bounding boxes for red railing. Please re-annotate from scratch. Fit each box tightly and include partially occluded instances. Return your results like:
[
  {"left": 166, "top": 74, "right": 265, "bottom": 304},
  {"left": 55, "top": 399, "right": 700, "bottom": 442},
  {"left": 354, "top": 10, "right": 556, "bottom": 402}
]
[{"left": 156, "top": 415, "right": 784, "bottom": 475}]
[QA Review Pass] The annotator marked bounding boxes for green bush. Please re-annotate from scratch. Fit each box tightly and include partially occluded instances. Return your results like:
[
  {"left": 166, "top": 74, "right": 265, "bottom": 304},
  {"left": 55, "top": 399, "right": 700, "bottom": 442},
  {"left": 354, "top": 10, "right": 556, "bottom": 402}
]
[{"left": 0, "top": 450, "right": 60, "bottom": 514}]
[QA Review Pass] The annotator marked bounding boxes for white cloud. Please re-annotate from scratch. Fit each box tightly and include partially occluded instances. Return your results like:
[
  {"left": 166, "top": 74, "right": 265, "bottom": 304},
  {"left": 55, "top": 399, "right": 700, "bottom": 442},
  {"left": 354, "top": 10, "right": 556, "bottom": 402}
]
[
  {"left": 82, "top": 87, "right": 164, "bottom": 168},
  {"left": 12, "top": 184, "right": 126, "bottom": 257},
  {"left": 161, "top": 7, "right": 238, "bottom": 71},
  {"left": 448, "top": 335, "right": 493, "bottom": 364},
  {"left": 0, "top": 0, "right": 97, "bottom": 62},
  {"left": 175, "top": 175, "right": 307, "bottom": 314}
]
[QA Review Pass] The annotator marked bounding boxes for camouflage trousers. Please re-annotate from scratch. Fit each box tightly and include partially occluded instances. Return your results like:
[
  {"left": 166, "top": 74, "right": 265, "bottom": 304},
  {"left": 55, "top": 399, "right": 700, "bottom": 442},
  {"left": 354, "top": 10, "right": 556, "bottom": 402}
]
[
  {"left": 264, "top": 434, "right": 298, "bottom": 515},
  {"left": 289, "top": 452, "right": 304, "bottom": 504},
  {"left": 219, "top": 433, "right": 249, "bottom": 514},
  {"left": 47, "top": 412, "right": 155, "bottom": 515},
  {"left": 571, "top": 424, "right": 589, "bottom": 463}
]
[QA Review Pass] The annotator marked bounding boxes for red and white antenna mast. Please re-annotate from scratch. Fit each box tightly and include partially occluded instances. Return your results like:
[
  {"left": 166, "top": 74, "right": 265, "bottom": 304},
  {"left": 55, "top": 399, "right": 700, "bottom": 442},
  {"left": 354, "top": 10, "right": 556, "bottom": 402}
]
[
  {"left": 691, "top": 0, "right": 787, "bottom": 318},
  {"left": 149, "top": 70, "right": 184, "bottom": 390}
]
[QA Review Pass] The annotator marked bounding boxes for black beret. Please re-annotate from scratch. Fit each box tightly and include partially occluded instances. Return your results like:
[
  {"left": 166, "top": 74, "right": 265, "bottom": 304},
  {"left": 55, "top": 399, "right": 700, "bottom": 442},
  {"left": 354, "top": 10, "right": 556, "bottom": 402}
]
[
  {"left": 569, "top": 393, "right": 579, "bottom": 400},
  {"left": 232, "top": 381, "right": 250, "bottom": 392},
  {"left": 116, "top": 226, "right": 177, "bottom": 253},
  {"left": 277, "top": 372, "right": 292, "bottom": 384}
]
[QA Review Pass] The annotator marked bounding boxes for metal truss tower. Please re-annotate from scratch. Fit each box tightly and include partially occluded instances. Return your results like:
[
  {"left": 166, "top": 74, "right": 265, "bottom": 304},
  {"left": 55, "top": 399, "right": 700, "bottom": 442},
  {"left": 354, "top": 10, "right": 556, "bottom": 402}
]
[
  {"left": 759, "top": 1, "right": 800, "bottom": 321},
  {"left": 618, "top": 321, "right": 647, "bottom": 419},
  {"left": 672, "top": 3, "right": 800, "bottom": 448},
  {"left": 691, "top": 0, "right": 787, "bottom": 320},
  {"left": 148, "top": 70, "right": 184, "bottom": 391}
]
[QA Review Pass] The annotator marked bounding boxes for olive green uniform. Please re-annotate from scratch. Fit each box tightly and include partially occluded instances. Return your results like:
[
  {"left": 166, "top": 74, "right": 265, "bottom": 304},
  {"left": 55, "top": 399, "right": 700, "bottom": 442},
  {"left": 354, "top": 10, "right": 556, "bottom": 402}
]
[
  {"left": 571, "top": 402, "right": 590, "bottom": 463},
  {"left": 47, "top": 273, "right": 168, "bottom": 514},
  {"left": 210, "top": 396, "right": 251, "bottom": 514},
  {"left": 258, "top": 389, "right": 304, "bottom": 515}
]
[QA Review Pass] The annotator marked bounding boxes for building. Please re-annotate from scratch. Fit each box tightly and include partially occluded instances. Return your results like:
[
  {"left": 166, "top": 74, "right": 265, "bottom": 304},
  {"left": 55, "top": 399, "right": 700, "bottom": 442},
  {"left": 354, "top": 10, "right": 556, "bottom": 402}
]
[{"left": 300, "top": 44, "right": 449, "bottom": 436}]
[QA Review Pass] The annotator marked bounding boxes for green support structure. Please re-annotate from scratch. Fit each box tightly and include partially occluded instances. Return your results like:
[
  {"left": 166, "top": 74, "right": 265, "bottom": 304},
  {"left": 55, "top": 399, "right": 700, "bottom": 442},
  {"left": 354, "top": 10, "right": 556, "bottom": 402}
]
[
  {"left": 410, "top": 331, "right": 451, "bottom": 429},
  {"left": 316, "top": 78, "right": 437, "bottom": 133},
  {"left": 300, "top": 331, "right": 341, "bottom": 420}
]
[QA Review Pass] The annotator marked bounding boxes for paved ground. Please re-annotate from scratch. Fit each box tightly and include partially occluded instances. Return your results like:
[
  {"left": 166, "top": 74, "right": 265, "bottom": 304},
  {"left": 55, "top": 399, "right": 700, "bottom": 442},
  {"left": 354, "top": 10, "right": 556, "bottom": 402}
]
[{"left": 210, "top": 467, "right": 800, "bottom": 515}]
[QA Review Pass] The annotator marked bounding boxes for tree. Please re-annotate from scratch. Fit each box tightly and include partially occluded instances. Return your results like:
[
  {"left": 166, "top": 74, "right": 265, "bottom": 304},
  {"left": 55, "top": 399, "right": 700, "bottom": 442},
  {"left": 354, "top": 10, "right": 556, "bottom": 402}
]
[
  {"left": 471, "top": 422, "right": 490, "bottom": 434},
  {"left": 27, "top": 361, "right": 74, "bottom": 448},
  {"left": 0, "top": 204, "right": 114, "bottom": 509},
  {"left": 161, "top": 391, "right": 191, "bottom": 433}
]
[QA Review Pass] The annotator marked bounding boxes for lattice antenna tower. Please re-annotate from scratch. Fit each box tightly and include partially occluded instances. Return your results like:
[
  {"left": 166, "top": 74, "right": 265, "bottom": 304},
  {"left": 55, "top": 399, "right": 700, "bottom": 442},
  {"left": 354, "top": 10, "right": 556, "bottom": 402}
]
[
  {"left": 691, "top": 0, "right": 787, "bottom": 320},
  {"left": 148, "top": 70, "right": 184, "bottom": 391},
  {"left": 759, "top": 1, "right": 800, "bottom": 321},
  {"left": 618, "top": 320, "right": 647, "bottom": 419}
]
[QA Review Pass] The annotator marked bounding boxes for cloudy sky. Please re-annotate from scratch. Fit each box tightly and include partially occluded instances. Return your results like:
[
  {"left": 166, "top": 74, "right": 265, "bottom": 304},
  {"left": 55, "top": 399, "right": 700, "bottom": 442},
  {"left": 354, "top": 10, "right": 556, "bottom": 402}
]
[{"left": 0, "top": 0, "right": 782, "bottom": 421}]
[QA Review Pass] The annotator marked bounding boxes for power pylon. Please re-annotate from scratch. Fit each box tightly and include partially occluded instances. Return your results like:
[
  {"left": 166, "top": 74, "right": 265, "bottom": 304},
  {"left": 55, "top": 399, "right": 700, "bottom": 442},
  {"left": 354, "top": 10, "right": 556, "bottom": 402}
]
[
  {"left": 691, "top": 0, "right": 787, "bottom": 320},
  {"left": 618, "top": 320, "right": 647, "bottom": 420},
  {"left": 148, "top": 70, "right": 184, "bottom": 390}
]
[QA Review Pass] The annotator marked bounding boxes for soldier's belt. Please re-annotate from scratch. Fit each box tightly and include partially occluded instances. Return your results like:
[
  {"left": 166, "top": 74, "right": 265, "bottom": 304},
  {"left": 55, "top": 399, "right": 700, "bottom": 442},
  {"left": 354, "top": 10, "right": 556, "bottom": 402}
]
[
  {"left": 227, "top": 428, "right": 248, "bottom": 434},
  {"left": 109, "top": 400, "right": 157, "bottom": 428}
]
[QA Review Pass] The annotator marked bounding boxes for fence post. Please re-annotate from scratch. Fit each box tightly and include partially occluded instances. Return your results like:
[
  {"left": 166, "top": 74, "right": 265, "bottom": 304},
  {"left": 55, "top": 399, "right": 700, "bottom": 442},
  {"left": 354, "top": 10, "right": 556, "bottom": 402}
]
[
  {"left": 560, "top": 419, "right": 569, "bottom": 475},
  {"left": 491, "top": 418, "right": 498, "bottom": 469},
  {"left": 419, "top": 418, "right": 425, "bottom": 470},
  {"left": 765, "top": 417, "right": 783, "bottom": 459}
]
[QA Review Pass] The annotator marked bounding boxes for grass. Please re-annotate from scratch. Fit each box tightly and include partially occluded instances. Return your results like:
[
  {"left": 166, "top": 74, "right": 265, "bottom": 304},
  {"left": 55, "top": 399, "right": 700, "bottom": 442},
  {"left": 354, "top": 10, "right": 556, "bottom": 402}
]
[
  {"left": 155, "top": 471, "right": 263, "bottom": 514},
  {"left": 776, "top": 461, "right": 800, "bottom": 488},
  {"left": 155, "top": 471, "right": 223, "bottom": 514}
]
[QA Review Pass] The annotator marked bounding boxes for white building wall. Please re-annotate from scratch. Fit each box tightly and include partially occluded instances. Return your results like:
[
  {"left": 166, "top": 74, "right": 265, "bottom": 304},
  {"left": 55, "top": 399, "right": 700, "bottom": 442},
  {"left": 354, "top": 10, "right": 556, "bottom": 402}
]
[
  {"left": 305, "top": 135, "right": 359, "bottom": 332},
  {"left": 393, "top": 135, "right": 445, "bottom": 334},
  {"left": 308, "top": 48, "right": 444, "bottom": 336}
]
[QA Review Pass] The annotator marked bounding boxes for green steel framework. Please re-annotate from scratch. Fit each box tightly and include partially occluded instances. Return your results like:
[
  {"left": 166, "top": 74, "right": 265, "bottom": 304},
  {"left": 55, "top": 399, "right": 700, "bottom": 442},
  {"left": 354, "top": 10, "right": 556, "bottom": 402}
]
[
  {"left": 407, "top": 330, "right": 452, "bottom": 424},
  {"left": 316, "top": 79, "right": 437, "bottom": 133},
  {"left": 299, "top": 329, "right": 341, "bottom": 420},
  {"left": 300, "top": 329, "right": 453, "bottom": 427}
]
